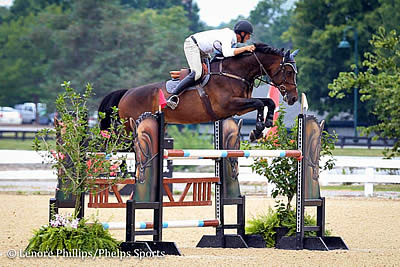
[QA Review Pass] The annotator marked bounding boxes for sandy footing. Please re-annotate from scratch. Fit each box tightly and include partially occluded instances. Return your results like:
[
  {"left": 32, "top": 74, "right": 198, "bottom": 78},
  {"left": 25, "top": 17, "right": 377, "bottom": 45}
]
[{"left": 0, "top": 194, "right": 399, "bottom": 266}]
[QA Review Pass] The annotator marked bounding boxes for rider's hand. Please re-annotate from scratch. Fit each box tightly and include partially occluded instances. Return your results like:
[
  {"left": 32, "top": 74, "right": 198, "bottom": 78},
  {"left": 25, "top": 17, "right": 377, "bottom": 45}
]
[{"left": 246, "top": 45, "right": 255, "bottom": 52}]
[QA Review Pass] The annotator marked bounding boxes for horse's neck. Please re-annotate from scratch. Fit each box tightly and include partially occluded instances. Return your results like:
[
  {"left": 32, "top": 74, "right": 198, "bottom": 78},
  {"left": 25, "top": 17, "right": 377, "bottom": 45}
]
[{"left": 215, "top": 53, "right": 282, "bottom": 82}]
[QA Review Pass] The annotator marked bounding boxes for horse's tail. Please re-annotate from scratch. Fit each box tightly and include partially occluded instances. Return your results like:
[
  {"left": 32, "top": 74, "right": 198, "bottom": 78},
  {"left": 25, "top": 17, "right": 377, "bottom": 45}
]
[{"left": 98, "top": 89, "right": 128, "bottom": 130}]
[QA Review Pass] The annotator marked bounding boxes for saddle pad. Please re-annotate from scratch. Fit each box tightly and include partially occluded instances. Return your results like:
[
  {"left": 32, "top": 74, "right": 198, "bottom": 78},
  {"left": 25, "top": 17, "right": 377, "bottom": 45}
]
[{"left": 165, "top": 79, "right": 197, "bottom": 94}]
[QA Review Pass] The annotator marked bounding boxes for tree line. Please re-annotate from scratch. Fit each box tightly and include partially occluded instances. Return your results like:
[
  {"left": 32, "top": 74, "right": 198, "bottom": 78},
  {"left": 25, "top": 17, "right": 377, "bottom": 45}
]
[{"left": 0, "top": 0, "right": 399, "bottom": 127}]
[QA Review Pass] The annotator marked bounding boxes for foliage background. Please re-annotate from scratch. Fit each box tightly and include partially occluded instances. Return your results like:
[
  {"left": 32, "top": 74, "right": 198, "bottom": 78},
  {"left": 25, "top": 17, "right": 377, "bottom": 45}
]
[{"left": 0, "top": 0, "right": 399, "bottom": 130}]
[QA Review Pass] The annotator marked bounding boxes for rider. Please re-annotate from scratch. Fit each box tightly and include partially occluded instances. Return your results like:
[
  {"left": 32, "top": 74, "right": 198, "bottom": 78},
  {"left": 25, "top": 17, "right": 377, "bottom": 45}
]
[{"left": 166, "top": 20, "right": 256, "bottom": 109}]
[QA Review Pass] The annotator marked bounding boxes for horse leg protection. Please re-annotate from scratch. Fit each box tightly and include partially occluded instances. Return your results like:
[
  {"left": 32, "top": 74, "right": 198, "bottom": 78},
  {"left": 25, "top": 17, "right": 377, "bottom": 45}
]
[{"left": 264, "top": 112, "right": 274, "bottom": 128}]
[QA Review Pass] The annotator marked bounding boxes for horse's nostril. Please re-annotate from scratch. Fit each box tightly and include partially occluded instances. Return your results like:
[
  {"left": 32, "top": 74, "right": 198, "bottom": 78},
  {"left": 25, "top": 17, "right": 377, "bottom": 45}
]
[{"left": 292, "top": 96, "right": 298, "bottom": 103}]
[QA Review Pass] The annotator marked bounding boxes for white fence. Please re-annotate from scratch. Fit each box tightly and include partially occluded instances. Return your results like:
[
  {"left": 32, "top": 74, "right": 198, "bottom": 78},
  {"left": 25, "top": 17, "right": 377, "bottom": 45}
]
[
  {"left": 1, "top": 150, "right": 399, "bottom": 197},
  {"left": 171, "top": 156, "right": 400, "bottom": 197}
]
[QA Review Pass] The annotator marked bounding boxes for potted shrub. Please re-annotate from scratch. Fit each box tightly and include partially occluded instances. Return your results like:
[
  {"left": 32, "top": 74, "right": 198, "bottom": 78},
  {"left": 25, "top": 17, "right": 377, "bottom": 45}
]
[
  {"left": 26, "top": 81, "right": 133, "bottom": 254},
  {"left": 244, "top": 106, "right": 336, "bottom": 247}
]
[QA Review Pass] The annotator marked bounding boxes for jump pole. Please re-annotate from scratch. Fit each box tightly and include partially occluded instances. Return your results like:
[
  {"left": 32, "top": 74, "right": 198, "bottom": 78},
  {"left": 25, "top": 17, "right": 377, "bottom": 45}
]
[
  {"left": 101, "top": 219, "right": 219, "bottom": 230},
  {"left": 164, "top": 149, "right": 301, "bottom": 159}
]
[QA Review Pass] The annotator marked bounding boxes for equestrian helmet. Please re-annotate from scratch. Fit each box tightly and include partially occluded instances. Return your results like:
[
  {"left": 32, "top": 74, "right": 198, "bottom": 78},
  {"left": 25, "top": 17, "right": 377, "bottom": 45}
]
[{"left": 234, "top": 20, "right": 254, "bottom": 34}]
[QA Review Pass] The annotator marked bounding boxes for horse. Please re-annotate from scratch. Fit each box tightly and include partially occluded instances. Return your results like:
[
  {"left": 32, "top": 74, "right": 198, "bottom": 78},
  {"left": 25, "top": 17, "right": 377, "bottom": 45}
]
[{"left": 99, "top": 43, "right": 298, "bottom": 141}]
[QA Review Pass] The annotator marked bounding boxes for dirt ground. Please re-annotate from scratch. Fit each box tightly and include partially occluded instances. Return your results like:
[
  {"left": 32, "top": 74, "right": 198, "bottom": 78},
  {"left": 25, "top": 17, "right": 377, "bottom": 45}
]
[{"left": 0, "top": 194, "right": 399, "bottom": 266}]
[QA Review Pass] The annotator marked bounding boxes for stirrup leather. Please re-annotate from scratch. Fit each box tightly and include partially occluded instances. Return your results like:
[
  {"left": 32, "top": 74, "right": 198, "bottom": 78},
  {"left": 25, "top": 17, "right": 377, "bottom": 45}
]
[{"left": 166, "top": 95, "right": 180, "bottom": 110}]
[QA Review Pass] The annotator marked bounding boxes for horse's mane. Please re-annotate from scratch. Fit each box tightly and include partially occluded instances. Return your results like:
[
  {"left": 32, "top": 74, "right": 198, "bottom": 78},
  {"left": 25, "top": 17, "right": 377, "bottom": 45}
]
[{"left": 254, "top": 43, "right": 284, "bottom": 57}]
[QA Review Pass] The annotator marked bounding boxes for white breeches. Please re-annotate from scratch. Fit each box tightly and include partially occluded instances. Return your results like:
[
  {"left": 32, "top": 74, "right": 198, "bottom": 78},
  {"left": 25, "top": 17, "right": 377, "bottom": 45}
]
[{"left": 184, "top": 37, "right": 202, "bottom": 81}]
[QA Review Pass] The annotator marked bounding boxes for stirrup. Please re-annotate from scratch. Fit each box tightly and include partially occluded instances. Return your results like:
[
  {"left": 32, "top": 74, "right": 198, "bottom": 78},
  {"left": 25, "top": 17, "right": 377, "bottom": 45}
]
[{"left": 166, "top": 95, "right": 179, "bottom": 110}]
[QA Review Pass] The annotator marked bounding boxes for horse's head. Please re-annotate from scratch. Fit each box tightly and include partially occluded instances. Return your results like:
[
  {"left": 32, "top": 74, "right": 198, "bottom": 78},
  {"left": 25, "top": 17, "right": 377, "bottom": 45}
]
[
  {"left": 274, "top": 49, "right": 299, "bottom": 105},
  {"left": 253, "top": 44, "right": 299, "bottom": 105}
]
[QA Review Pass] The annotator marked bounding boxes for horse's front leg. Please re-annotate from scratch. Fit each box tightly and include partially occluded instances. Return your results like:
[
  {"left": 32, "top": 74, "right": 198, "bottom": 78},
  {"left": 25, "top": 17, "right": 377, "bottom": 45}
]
[{"left": 229, "top": 98, "right": 276, "bottom": 142}]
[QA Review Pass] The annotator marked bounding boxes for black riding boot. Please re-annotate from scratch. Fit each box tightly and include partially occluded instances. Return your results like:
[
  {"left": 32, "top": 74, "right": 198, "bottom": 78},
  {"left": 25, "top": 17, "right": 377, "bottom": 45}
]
[{"left": 166, "top": 71, "right": 196, "bottom": 109}]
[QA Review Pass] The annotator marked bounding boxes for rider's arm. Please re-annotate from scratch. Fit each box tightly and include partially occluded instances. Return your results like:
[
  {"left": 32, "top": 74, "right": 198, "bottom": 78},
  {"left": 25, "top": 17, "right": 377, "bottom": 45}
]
[
  {"left": 220, "top": 29, "right": 255, "bottom": 57},
  {"left": 233, "top": 45, "right": 255, "bottom": 55}
]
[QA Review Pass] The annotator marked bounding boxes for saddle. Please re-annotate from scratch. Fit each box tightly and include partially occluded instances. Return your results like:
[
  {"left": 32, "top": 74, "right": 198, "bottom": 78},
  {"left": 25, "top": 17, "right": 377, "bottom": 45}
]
[
  {"left": 166, "top": 60, "right": 210, "bottom": 94},
  {"left": 169, "top": 62, "right": 208, "bottom": 80},
  {"left": 165, "top": 58, "right": 218, "bottom": 120}
]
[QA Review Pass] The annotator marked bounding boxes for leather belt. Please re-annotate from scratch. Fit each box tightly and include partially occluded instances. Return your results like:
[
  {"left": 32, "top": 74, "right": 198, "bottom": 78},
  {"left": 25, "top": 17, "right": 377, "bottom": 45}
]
[{"left": 190, "top": 35, "right": 198, "bottom": 44}]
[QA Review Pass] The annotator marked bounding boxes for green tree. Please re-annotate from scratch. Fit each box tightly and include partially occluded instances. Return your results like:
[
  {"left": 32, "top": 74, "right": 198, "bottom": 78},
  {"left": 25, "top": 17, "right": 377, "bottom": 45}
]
[
  {"left": 0, "top": 7, "right": 11, "bottom": 24},
  {"left": 249, "top": 0, "right": 294, "bottom": 49},
  {"left": 329, "top": 28, "right": 400, "bottom": 157},
  {"left": 121, "top": 0, "right": 203, "bottom": 32},
  {"left": 9, "top": 0, "right": 70, "bottom": 18},
  {"left": 127, "top": 7, "right": 190, "bottom": 85},
  {"left": 286, "top": 0, "right": 400, "bottom": 123},
  {"left": 37, "top": 0, "right": 191, "bottom": 107},
  {"left": 0, "top": 5, "right": 67, "bottom": 106}
]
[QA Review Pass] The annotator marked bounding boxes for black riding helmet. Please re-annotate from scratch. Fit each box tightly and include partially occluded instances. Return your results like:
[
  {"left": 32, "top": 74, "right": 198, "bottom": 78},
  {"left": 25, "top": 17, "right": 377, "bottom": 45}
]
[
  {"left": 234, "top": 20, "right": 253, "bottom": 43},
  {"left": 234, "top": 20, "right": 253, "bottom": 34}
]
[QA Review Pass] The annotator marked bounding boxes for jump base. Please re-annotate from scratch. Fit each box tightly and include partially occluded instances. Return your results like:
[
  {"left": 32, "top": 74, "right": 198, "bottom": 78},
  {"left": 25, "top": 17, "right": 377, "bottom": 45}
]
[
  {"left": 196, "top": 234, "right": 265, "bottom": 248},
  {"left": 276, "top": 236, "right": 348, "bottom": 251}
]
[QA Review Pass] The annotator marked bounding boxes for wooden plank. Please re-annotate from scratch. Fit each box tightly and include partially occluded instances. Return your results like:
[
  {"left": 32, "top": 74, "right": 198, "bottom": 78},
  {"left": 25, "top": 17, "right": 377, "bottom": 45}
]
[
  {"left": 163, "top": 177, "right": 219, "bottom": 184},
  {"left": 163, "top": 183, "right": 175, "bottom": 202},
  {"left": 202, "top": 182, "right": 206, "bottom": 201},
  {"left": 88, "top": 200, "right": 213, "bottom": 208},
  {"left": 92, "top": 178, "right": 136, "bottom": 184},
  {"left": 178, "top": 183, "right": 192, "bottom": 202},
  {"left": 112, "top": 185, "right": 123, "bottom": 203},
  {"left": 207, "top": 182, "right": 211, "bottom": 201},
  {"left": 164, "top": 200, "right": 212, "bottom": 207},
  {"left": 198, "top": 183, "right": 201, "bottom": 201},
  {"left": 193, "top": 183, "right": 197, "bottom": 201}
]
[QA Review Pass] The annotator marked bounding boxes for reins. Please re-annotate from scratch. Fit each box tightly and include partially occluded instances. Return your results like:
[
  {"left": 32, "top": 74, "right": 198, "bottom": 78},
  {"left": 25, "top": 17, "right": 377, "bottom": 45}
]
[
  {"left": 209, "top": 61, "right": 253, "bottom": 88},
  {"left": 209, "top": 52, "right": 297, "bottom": 100}
]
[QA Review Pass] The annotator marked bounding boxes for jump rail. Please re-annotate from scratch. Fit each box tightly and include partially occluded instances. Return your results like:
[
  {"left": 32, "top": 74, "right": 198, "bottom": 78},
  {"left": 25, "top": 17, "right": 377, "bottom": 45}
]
[
  {"left": 101, "top": 219, "right": 220, "bottom": 230},
  {"left": 164, "top": 149, "right": 302, "bottom": 159}
]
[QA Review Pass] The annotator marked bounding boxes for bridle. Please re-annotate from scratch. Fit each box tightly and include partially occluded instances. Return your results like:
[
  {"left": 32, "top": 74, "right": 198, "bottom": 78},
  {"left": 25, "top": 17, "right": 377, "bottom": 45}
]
[
  {"left": 252, "top": 52, "right": 297, "bottom": 102},
  {"left": 210, "top": 51, "right": 297, "bottom": 101}
]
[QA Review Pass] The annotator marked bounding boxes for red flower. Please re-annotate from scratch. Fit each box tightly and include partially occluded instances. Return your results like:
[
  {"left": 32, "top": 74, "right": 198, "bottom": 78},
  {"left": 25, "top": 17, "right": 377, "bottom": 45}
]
[
  {"left": 110, "top": 164, "right": 119, "bottom": 171},
  {"left": 100, "top": 130, "right": 111, "bottom": 139}
]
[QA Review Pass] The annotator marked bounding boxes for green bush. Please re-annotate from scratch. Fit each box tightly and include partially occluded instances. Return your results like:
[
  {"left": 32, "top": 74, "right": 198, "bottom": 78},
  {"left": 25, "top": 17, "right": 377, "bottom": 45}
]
[
  {"left": 26, "top": 215, "right": 119, "bottom": 253},
  {"left": 246, "top": 205, "right": 330, "bottom": 248}
]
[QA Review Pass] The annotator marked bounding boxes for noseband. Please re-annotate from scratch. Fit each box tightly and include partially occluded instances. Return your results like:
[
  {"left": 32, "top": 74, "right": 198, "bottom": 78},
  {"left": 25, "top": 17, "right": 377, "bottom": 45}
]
[{"left": 253, "top": 53, "right": 297, "bottom": 101}]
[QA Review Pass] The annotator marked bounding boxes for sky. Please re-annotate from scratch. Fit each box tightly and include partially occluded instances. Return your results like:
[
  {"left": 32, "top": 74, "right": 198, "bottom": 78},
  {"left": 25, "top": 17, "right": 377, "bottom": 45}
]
[
  {"left": 0, "top": 0, "right": 260, "bottom": 27},
  {"left": 195, "top": 0, "right": 260, "bottom": 27},
  {"left": 0, "top": 0, "right": 11, "bottom": 7}
]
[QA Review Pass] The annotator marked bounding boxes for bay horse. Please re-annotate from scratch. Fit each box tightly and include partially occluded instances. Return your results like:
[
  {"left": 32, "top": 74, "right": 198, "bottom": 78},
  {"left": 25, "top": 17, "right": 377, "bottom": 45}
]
[{"left": 99, "top": 43, "right": 298, "bottom": 141}]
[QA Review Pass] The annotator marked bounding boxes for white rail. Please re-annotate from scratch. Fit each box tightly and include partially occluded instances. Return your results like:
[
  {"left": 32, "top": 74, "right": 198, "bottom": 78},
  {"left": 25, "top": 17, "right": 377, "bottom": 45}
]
[{"left": 1, "top": 150, "right": 400, "bottom": 197}]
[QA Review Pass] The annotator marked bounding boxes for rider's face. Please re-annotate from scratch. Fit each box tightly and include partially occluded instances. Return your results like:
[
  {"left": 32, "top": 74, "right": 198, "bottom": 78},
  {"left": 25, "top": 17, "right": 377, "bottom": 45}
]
[
  {"left": 243, "top": 33, "right": 251, "bottom": 43},
  {"left": 238, "top": 32, "right": 251, "bottom": 43}
]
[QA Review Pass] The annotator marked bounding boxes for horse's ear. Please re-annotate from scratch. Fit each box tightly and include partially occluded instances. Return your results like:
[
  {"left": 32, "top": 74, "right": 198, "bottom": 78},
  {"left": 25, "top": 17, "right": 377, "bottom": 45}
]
[
  {"left": 291, "top": 49, "right": 299, "bottom": 58},
  {"left": 284, "top": 50, "right": 291, "bottom": 60}
]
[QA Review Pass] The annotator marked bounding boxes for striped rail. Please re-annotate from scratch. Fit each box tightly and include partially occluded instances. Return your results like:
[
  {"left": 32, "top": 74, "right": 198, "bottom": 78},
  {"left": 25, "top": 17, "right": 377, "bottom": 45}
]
[
  {"left": 164, "top": 149, "right": 302, "bottom": 159},
  {"left": 101, "top": 219, "right": 220, "bottom": 230},
  {"left": 93, "top": 149, "right": 302, "bottom": 161}
]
